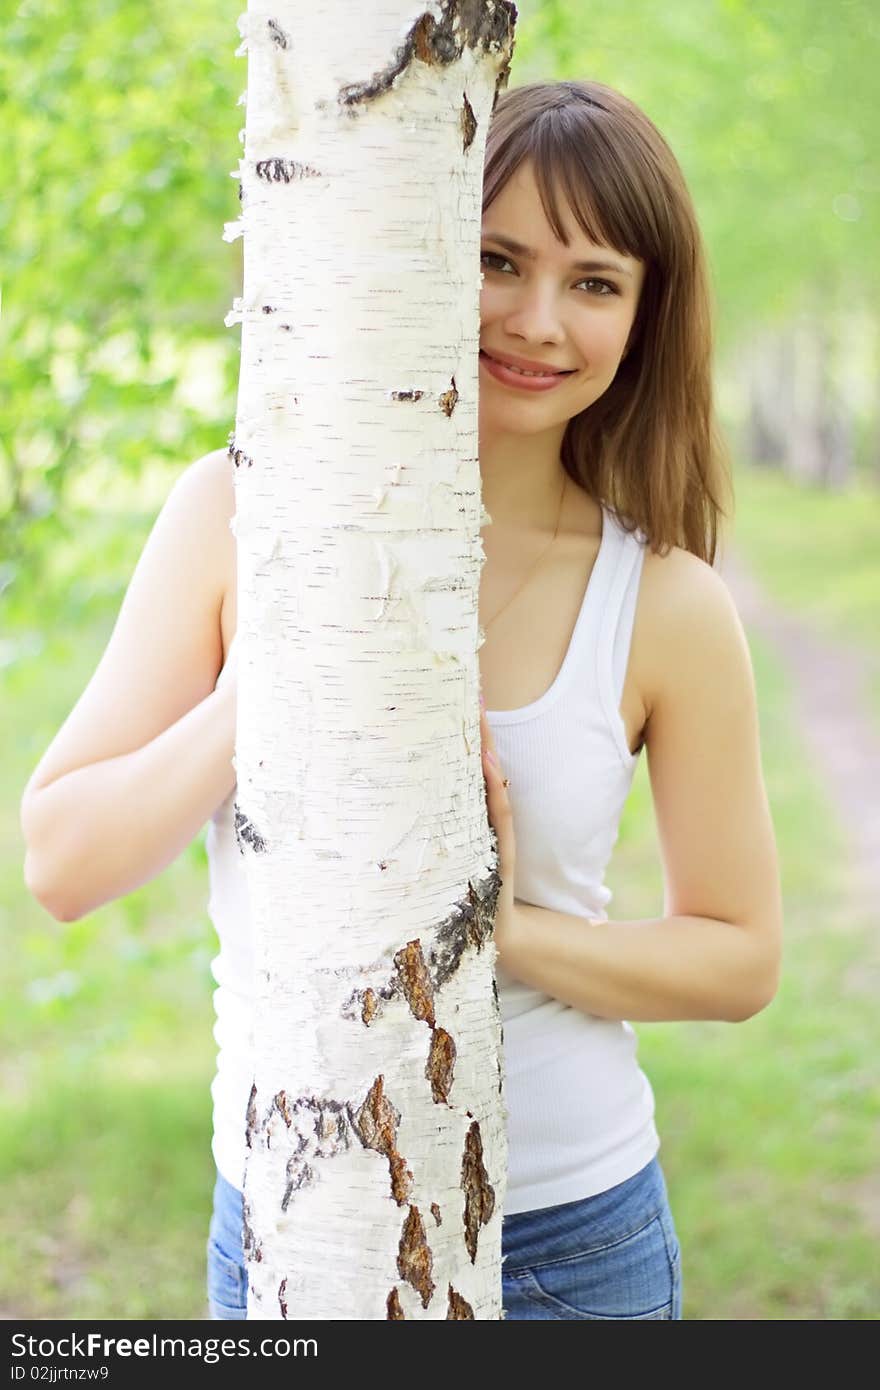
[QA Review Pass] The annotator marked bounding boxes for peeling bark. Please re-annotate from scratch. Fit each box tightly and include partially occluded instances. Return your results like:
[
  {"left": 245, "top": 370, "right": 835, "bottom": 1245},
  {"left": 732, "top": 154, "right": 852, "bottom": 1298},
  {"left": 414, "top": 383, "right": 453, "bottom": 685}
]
[
  {"left": 430, "top": 872, "right": 501, "bottom": 988},
  {"left": 447, "top": 1285, "right": 475, "bottom": 1318},
  {"left": 341, "top": 868, "right": 502, "bottom": 1027},
  {"left": 396, "top": 1206, "right": 435, "bottom": 1309},
  {"left": 462, "top": 1119, "right": 495, "bottom": 1263},
  {"left": 334, "top": 0, "right": 517, "bottom": 113},
  {"left": 351, "top": 1075, "right": 414, "bottom": 1205},
  {"left": 386, "top": 1287, "right": 405, "bottom": 1319},
  {"left": 394, "top": 939, "right": 436, "bottom": 1027},
  {"left": 439, "top": 378, "right": 459, "bottom": 416},
  {"left": 460, "top": 91, "right": 477, "bottom": 152},
  {"left": 361, "top": 987, "right": 378, "bottom": 1025},
  {"left": 426, "top": 1026, "right": 457, "bottom": 1104}
]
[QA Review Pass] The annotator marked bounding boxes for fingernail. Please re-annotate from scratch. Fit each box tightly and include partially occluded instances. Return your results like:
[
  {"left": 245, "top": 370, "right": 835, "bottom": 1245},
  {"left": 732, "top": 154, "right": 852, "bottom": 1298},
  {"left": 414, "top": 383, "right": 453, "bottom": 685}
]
[
  {"left": 480, "top": 692, "right": 486, "bottom": 709},
  {"left": 487, "top": 750, "right": 497, "bottom": 766}
]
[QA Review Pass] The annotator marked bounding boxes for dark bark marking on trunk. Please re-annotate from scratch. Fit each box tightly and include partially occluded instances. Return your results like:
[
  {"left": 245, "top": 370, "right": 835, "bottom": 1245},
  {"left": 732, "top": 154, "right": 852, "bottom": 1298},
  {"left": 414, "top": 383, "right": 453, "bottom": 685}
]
[
  {"left": 390, "top": 388, "right": 426, "bottom": 402},
  {"left": 278, "top": 1277, "right": 288, "bottom": 1318},
  {"left": 255, "top": 158, "right": 322, "bottom": 182},
  {"left": 245, "top": 1081, "right": 258, "bottom": 1149},
  {"left": 242, "top": 1194, "right": 256, "bottom": 1261},
  {"left": 267, "top": 18, "right": 288, "bottom": 48},
  {"left": 462, "top": 1119, "right": 495, "bottom": 1263},
  {"left": 361, "top": 987, "right": 378, "bottom": 1025},
  {"left": 439, "top": 377, "right": 459, "bottom": 417},
  {"left": 431, "top": 1202, "right": 442, "bottom": 1225},
  {"left": 351, "top": 1075, "right": 414, "bottom": 1206},
  {"left": 341, "top": 977, "right": 397, "bottom": 1026},
  {"left": 397, "top": 1205, "right": 435, "bottom": 1309},
  {"left": 281, "top": 1160, "right": 315, "bottom": 1211},
  {"left": 234, "top": 804, "right": 267, "bottom": 854},
  {"left": 333, "top": 1, "right": 518, "bottom": 112},
  {"left": 251, "top": 1091, "right": 358, "bottom": 1210},
  {"left": 386, "top": 1287, "right": 405, "bottom": 1319},
  {"left": 430, "top": 869, "right": 500, "bottom": 989},
  {"left": 272, "top": 1090, "right": 293, "bottom": 1127},
  {"left": 341, "top": 866, "right": 501, "bottom": 1027},
  {"left": 394, "top": 939, "right": 436, "bottom": 1027},
  {"left": 447, "top": 1285, "right": 475, "bottom": 1318},
  {"left": 460, "top": 91, "right": 477, "bottom": 152},
  {"left": 227, "top": 430, "right": 254, "bottom": 470},
  {"left": 426, "top": 1025, "right": 456, "bottom": 1104}
]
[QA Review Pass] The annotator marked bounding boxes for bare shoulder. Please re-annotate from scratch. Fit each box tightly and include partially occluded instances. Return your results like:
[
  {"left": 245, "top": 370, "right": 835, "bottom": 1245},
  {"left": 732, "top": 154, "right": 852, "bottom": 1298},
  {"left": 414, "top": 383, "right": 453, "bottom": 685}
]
[
  {"left": 634, "top": 541, "right": 746, "bottom": 722},
  {"left": 186, "top": 443, "right": 235, "bottom": 529}
]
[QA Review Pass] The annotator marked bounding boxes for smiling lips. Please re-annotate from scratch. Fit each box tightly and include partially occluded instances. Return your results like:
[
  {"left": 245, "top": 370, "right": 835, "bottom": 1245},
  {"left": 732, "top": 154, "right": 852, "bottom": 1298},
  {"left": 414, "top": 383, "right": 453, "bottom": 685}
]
[
  {"left": 480, "top": 349, "right": 575, "bottom": 391},
  {"left": 482, "top": 348, "right": 573, "bottom": 375}
]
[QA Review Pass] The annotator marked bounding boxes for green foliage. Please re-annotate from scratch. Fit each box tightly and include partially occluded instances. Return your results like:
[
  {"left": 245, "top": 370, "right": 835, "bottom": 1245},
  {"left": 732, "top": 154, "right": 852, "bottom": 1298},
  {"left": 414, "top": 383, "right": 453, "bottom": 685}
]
[{"left": 1, "top": 0, "right": 243, "bottom": 573}]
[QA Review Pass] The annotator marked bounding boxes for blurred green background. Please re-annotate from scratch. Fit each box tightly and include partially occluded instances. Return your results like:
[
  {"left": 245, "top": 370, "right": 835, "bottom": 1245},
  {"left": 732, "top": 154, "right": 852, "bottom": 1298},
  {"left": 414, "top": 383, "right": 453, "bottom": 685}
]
[{"left": 2, "top": 0, "right": 879, "bottom": 1319}]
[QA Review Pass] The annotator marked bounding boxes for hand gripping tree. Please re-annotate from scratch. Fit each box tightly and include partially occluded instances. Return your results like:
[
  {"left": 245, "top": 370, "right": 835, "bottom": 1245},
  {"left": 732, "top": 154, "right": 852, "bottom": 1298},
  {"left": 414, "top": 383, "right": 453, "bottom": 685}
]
[{"left": 223, "top": 1, "right": 518, "bottom": 1319}]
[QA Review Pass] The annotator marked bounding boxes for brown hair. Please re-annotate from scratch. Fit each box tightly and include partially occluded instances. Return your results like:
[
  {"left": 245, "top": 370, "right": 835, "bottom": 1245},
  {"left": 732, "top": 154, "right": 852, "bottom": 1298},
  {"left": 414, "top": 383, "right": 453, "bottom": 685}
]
[{"left": 483, "top": 79, "right": 733, "bottom": 565}]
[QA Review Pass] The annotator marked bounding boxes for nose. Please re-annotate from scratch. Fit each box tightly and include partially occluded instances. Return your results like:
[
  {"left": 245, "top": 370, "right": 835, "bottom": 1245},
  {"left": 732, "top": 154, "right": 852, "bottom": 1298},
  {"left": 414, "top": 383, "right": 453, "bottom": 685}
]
[{"left": 500, "top": 281, "right": 567, "bottom": 348}]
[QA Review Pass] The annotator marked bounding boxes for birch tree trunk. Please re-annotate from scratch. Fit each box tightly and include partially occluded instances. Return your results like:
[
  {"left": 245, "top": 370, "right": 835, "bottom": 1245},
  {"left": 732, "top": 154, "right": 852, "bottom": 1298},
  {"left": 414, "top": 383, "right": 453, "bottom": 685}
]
[{"left": 223, "top": 0, "right": 517, "bottom": 1320}]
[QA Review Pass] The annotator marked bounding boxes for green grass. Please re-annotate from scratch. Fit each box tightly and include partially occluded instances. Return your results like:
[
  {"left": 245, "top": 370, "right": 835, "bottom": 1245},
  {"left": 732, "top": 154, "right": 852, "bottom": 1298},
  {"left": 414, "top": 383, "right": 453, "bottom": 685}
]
[
  {"left": 2, "top": 466, "right": 878, "bottom": 1319},
  {"left": 726, "top": 462, "right": 880, "bottom": 722}
]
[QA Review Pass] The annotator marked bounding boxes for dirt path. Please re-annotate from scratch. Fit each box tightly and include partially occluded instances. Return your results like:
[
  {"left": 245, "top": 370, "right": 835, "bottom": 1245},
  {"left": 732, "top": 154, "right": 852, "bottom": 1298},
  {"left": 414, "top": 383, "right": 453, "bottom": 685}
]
[{"left": 717, "top": 542, "right": 880, "bottom": 907}]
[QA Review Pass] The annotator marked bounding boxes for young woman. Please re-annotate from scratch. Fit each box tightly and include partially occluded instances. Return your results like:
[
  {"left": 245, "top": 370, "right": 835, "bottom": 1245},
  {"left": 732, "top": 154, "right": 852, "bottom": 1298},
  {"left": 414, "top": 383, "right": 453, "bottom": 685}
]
[{"left": 21, "top": 79, "right": 783, "bottom": 1321}]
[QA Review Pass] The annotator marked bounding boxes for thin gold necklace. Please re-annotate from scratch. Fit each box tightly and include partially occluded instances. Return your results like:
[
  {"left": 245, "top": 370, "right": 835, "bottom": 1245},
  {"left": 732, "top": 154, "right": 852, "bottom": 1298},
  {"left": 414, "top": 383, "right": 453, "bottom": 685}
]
[{"left": 481, "top": 472, "right": 567, "bottom": 631}]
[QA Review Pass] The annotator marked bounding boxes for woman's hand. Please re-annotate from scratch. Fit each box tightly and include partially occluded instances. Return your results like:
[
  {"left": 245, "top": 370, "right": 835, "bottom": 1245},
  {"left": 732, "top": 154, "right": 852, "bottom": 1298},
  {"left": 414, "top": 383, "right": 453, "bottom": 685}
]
[{"left": 479, "top": 695, "right": 522, "bottom": 969}]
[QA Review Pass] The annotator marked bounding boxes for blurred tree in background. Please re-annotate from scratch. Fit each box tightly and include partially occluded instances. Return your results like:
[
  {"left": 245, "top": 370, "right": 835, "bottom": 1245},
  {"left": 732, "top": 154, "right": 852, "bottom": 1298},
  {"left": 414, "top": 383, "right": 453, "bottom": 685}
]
[{"left": 2, "top": 0, "right": 877, "bottom": 581}]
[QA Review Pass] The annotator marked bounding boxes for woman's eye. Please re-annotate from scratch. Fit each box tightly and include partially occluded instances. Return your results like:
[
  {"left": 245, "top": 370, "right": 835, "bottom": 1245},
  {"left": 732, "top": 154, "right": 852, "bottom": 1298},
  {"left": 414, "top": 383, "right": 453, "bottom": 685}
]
[
  {"left": 578, "top": 278, "right": 618, "bottom": 296},
  {"left": 480, "top": 252, "right": 617, "bottom": 297}
]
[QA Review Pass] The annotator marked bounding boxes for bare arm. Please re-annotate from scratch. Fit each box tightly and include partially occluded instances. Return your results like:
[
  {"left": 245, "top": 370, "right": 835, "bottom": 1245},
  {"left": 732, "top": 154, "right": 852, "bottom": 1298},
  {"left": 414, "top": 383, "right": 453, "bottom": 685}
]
[
  {"left": 20, "top": 447, "right": 238, "bottom": 922},
  {"left": 22, "top": 677, "right": 236, "bottom": 922}
]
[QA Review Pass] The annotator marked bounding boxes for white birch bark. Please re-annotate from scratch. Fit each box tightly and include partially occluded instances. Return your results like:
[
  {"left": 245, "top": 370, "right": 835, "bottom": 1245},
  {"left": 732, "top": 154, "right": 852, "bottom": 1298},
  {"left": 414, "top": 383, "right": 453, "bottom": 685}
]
[{"left": 223, "top": 0, "right": 517, "bottom": 1320}]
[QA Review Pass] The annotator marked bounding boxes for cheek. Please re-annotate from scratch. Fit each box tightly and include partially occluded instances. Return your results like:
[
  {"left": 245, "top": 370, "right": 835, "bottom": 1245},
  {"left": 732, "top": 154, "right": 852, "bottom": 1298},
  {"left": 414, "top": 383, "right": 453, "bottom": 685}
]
[{"left": 578, "top": 311, "right": 632, "bottom": 367}]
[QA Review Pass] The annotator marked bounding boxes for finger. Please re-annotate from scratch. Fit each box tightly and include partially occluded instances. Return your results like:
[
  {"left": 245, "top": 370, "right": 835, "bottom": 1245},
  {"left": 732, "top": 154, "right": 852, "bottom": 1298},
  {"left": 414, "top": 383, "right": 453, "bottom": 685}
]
[{"left": 479, "top": 704, "right": 499, "bottom": 761}]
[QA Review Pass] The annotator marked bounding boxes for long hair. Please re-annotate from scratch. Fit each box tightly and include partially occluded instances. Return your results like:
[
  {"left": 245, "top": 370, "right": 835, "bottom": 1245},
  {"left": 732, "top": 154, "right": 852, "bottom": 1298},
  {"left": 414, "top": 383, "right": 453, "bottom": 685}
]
[{"left": 483, "top": 80, "right": 733, "bottom": 565}]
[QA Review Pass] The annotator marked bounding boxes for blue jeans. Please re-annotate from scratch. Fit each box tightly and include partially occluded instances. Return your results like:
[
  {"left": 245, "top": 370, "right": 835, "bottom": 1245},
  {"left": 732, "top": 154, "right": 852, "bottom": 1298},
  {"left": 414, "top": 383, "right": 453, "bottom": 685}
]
[{"left": 207, "top": 1153, "right": 683, "bottom": 1320}]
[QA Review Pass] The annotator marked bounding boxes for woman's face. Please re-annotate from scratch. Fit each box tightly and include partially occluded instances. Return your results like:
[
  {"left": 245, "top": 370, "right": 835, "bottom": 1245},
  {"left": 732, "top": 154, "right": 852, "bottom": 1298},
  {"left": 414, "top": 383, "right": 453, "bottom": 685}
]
[{"left": 479, "top": 159, "right": 645, "bottom": 438}]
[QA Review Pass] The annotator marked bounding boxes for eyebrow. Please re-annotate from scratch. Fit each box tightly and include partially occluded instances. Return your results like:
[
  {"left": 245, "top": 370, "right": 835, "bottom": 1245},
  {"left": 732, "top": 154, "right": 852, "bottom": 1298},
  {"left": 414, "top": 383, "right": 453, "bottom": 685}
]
[{"left": 481, "top": 232, "right": 633, "bottom": 278}]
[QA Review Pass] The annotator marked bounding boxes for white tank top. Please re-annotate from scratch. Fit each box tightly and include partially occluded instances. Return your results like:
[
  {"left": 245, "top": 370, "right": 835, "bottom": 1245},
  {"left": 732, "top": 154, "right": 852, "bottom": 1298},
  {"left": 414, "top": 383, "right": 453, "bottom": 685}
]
[{"left": 205, "top": 501, "right": 659, "bottom": 1213}]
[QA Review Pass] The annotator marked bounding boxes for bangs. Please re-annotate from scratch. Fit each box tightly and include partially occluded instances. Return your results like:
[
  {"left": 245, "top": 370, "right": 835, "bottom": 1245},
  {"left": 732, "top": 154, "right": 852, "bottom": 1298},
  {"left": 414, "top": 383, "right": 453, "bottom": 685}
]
[
  {"left": 483, "top": 100, "right": 661, "bottom": 266},
  {"left": 531, "top": 111, "right": 656, "bottom": 263}
]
